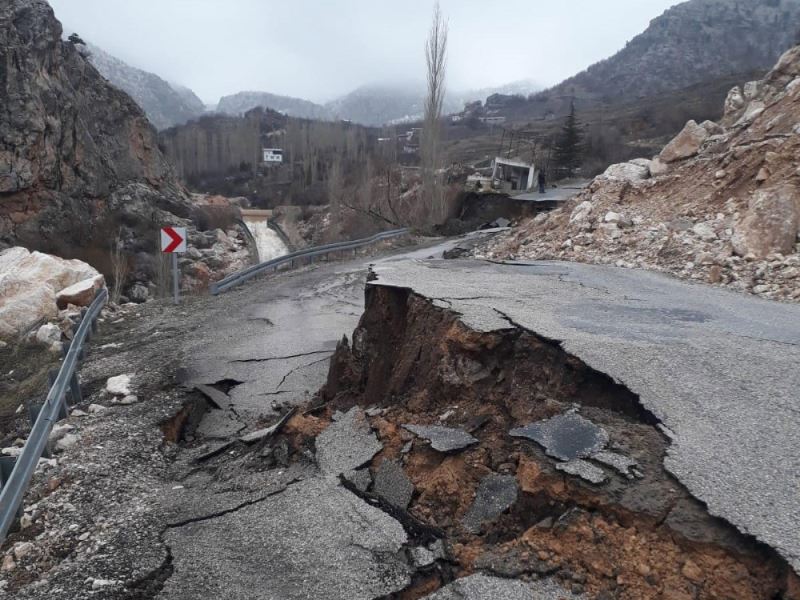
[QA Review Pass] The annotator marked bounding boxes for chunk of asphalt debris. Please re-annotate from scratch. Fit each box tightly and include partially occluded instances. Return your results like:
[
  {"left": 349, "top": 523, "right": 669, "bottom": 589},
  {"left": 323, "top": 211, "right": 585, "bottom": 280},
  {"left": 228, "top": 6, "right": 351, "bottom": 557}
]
[
  {"left": 593, "top": 450, "right": 640, "bottom": 479},
  {"left": 555, "top": 459, "right": 608, "bottom": 485},
  {"left": 240, "top": 408, "right": 297, "bottom": 444},
  {"left": 402, "top": 424, "right": 478, "bottom": 453},
  {"left": 423, "top": 574, "right": 577, "bottom": 599},
  {"left": 343, "top": 468, "right": 372, "bottom": 493},
  {"left": 462, "top": 474, "right": 519, "bottom": 533},
  {"left": 510, "top": 412, "right": 609, "bottom": 461},
  {"left": 374, "top": 460, "right": 415, "bottom": 509},
  {"left": 316, "top": 407, "right": 382, "bottom": 475},
  {"left": 193, "top": 383, "right": 229, "bottom": 409}
]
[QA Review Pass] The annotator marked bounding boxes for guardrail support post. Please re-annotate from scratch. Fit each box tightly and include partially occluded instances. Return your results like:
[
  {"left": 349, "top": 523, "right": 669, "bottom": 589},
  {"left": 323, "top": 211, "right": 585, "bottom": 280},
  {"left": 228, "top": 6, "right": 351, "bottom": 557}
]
[
  {"left": 26, "top": 405, "right": 52, "bottom": 459},
  {"left": 27, "top": 403, "right": 41, "bottom": 426},
  {"left": 0, "top": 457, "right": 23, "bottom": 521},
  {"left": 67, "top": 373, "right": 82, "bottom": 406}
]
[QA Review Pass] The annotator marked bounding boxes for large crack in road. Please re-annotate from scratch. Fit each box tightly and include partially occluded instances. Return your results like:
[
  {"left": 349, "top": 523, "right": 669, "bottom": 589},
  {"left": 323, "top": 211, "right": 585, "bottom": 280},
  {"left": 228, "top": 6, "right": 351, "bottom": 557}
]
[{"left": 3, "top": 237, "right": 799, "bottom": 599}]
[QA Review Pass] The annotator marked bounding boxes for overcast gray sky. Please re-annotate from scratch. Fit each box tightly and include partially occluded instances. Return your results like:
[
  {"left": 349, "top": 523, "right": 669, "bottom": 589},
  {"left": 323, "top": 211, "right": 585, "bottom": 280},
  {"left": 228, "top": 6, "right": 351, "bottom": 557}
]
[{"left": 49, "top": 0, "right": 683, "bottom": 105}]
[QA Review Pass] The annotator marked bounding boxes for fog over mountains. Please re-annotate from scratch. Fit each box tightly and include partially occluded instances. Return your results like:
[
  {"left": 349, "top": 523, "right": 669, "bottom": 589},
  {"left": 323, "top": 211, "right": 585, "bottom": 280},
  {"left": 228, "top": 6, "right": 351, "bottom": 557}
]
[{"left": 78, "top": 0, "right": 800, "bottom": 130}]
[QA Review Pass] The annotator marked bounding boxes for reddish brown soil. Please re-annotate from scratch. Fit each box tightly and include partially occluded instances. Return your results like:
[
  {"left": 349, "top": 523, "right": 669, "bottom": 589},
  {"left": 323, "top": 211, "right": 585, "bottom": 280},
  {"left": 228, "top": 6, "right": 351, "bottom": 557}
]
[{"left": 306, "top": 285, "right": 798, "bottom": 599}]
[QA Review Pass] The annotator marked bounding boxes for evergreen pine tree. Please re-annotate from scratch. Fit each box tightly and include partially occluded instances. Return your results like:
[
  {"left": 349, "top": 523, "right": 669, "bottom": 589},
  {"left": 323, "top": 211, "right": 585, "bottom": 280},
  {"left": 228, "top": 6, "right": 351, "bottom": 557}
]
[{"left": 553, "top": 102, "right": 583, "bottom": 178}]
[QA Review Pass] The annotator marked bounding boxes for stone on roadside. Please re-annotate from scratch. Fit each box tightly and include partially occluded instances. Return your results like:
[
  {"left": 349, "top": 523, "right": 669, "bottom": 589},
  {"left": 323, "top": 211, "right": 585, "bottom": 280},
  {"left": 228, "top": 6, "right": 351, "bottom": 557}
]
[
  {"left": 48, "top": 423, "right": 75, "bottom": 444},
  {"left": 659, "top": 120, "right": 709, "bottom": 163},
  {"left": 600, "top": 160, "right": 650, "bottom": 182},
  {"left": 569, "top": 201, "right": 594, "bottom": 224},
  {"left": 106, "top": 374, "right": 132, "bottom": 396},
  {"left": 649, "top": 157, "right": 670, "bottom": 176},
  {"left": 0, "top": 247, "right": 100, "bottom": 339},
  {"left": 35, "top": 322, "right": 61, "bottom": 346},
  {"left": 12, "top": 541, "right": 34, "bottom": 560},
  {"left": 1, "top": 555, "right": 15, "bottom": 572},
  {"left": 56, "top": 274, "right": 105, "bottom": 309},
  {"left": 55, "top": 433, "right": 79, "bottom": 452},
  {"left": 692, "top": 222, "right": 717, "bottom": 241},
  {"left": 88, "top": 404, "right": 107, "bottom": 414},
  {"left": 731, "top": 185, "right": 800, "bottom": 259}
]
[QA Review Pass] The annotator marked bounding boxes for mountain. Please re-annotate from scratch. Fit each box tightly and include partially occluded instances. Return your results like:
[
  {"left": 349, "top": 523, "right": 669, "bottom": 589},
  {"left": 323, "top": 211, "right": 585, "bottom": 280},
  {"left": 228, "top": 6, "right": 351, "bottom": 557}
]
[
  {"left": 80, "top": 42, "right": 206, "bottom": 130},
  {"left": 534, "top": 0, "right": 800, "bottom": 111},
  {"left": 0, "top": 0, "right": 193, "bottom": 287},
  {"left": 325, "top": 84, "right": 462, "bottom": 126},
  {"left": 216, "top": 91, "right": 331, "bottom": 121},
  {"left": 460, "top": 79, "right": 543, "bottom": 103}
]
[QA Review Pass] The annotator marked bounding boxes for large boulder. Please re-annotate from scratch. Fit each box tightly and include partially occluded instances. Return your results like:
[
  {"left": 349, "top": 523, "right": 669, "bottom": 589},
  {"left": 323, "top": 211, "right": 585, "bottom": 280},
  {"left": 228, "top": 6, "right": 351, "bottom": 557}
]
[
  {"left": 56, "top": 274, "right": 105, "bottom": 309},
  {"left": 659, "top": 120, "right": 709, "bottom": 163},
  {"left": 600, "top": 159, "right": 650, "bottom": 182},
  {"left": 0, "top": 247, "right": 102, "bottom": 339},
  {"left": 731, "top": 186, "right": 800, "bottom": 259},
  {"left": 724, "top": 86, "right": 745, "bottom": 118}
]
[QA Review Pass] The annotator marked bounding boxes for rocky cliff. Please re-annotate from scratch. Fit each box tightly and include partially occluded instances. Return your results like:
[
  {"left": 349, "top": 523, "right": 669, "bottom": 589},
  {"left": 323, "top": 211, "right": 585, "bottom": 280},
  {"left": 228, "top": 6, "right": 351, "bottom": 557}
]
[
  {"left": 481, "top": 45, "right": 800, "bottom": 303},
  {"left": 217, "top": 90, "right": 330, "bottom": 121},
  {"left": 84, "top": 43, "right": 206, "bottom": 130},
  {"left": 0, "top": 0, "right": 193, "bottom": 291}
]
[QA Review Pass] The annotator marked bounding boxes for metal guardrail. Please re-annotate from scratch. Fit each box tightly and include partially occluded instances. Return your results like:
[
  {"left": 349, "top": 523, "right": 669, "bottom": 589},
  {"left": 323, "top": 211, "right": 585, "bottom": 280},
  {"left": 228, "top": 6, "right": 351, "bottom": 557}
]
[
  {"left": 0, "top": 287, "right": 108, "bottom": 544},
  {"left": 211, "top": 228, "right": 410, "bottom": 295}
]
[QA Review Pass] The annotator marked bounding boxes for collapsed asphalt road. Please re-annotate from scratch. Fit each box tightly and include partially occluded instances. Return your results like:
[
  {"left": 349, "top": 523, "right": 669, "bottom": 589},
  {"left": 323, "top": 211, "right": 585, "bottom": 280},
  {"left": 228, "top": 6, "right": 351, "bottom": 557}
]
[
  {"left": 2, "top": 237, "right": 799, "bottom": 599},
  {"left": 369, "top": 259, "right": 800, "bottom": 575}
]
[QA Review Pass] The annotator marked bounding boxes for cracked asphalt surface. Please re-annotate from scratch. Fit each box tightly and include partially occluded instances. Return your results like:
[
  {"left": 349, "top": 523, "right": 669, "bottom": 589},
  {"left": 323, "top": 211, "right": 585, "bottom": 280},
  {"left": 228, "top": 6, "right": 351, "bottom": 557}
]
[
  {"left": 6, "top": 235, "right": 797, "bottom": 598},
  {"left": 371, "top": 258, "right": 800, "bottom": 573}
]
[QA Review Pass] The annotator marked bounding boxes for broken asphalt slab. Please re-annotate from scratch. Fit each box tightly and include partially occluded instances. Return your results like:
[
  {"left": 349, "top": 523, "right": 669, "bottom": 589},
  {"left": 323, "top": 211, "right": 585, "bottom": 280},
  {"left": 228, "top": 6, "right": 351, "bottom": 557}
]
[
  {"left": 160, "top": 477, "right": 411, "bottom": 600},
  {"left": 510, "top": 412, "right": 609, "bottom": 461},
  {"left": 422, "top": 573, "right": 581, "bottom": 599},
  {"left": 316, "top": 407, "right": 382, "bottom": 475},
  {"left": 370, "top": 258, "right": 800, "bottom": 572},
  {"left": 402, "top": 424, "right": 478, "bottom": 452},
  {"left": 462, "top": 474, "right": 519, "bottom": 533}
]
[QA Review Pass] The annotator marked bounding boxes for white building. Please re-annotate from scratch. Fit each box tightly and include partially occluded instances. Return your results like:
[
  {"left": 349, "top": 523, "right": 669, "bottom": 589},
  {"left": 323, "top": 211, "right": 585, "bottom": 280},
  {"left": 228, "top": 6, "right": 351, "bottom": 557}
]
[{"left": 262, "top": 148, "right": 284, "bottom": 164}]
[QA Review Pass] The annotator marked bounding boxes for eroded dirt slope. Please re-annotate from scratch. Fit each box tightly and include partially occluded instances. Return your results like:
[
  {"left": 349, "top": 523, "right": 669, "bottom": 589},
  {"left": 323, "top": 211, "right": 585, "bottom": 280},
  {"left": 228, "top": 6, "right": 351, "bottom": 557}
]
[{"left": 306, "top": 284, "right": 799, "bottom": 599}]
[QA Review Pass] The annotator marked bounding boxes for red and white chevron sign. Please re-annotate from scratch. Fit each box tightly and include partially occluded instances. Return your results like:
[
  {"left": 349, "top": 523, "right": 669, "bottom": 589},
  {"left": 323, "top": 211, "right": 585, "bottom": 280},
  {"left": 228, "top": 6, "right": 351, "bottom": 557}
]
[{"left": 160, "top": 227, "right": 187, "bottom": 253}]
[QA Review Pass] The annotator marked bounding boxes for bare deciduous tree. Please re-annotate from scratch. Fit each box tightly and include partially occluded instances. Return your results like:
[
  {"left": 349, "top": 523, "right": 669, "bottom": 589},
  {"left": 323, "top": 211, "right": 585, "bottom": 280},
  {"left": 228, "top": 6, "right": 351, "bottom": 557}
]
[
  {"left": 421, "top": 2, "right": 448, "bottom": 227},
  {"left": 109, "top": 229, "right": 127, "bottom": 305}
]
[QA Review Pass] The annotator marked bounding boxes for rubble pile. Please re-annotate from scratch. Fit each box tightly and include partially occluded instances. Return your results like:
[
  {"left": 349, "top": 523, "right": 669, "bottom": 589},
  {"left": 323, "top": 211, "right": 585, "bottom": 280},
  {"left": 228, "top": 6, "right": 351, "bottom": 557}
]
[{"left": 480, "top": 45, "right": 800, "bottom": 302}]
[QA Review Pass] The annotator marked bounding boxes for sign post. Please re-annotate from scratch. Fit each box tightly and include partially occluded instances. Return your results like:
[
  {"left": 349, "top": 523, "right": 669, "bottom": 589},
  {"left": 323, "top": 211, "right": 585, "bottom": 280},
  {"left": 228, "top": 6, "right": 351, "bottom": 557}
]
[{"left": 160, "top": 227, "right": 187, "bottom": 305}]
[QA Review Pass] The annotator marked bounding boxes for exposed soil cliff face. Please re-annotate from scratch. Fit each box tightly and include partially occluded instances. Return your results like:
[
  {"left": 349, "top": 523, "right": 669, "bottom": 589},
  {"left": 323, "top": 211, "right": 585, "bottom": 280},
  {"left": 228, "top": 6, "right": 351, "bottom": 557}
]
[
  {"left": 481, "top": 45, "right": 800, "bottom": 303},
  {"left": 0, "top": 0, "right": 192, "bottom": 282},
  {"left": 314, "top": 284, "right": 799, "bottom": 599}
]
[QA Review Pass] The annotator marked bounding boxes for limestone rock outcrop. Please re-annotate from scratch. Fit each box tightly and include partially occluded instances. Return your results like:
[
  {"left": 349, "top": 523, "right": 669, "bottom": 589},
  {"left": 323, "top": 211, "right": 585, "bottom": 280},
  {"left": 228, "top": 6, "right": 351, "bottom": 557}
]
[
  {"left": 0, "top": 0, "right": 193, "bottom": 293},
  {"left": 0, "top": 247, "right": 104, "bottom": 339}
]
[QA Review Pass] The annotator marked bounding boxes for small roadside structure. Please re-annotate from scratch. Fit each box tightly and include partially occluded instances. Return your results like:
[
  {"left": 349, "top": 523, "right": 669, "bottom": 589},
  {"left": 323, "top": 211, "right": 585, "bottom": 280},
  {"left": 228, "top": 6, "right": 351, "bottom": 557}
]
[
  {"left": 492, "top": 156, "right": 535, "bottom": 193},
  {"left": 262, "top": 148, "right": 283, "bottom": 164}
]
